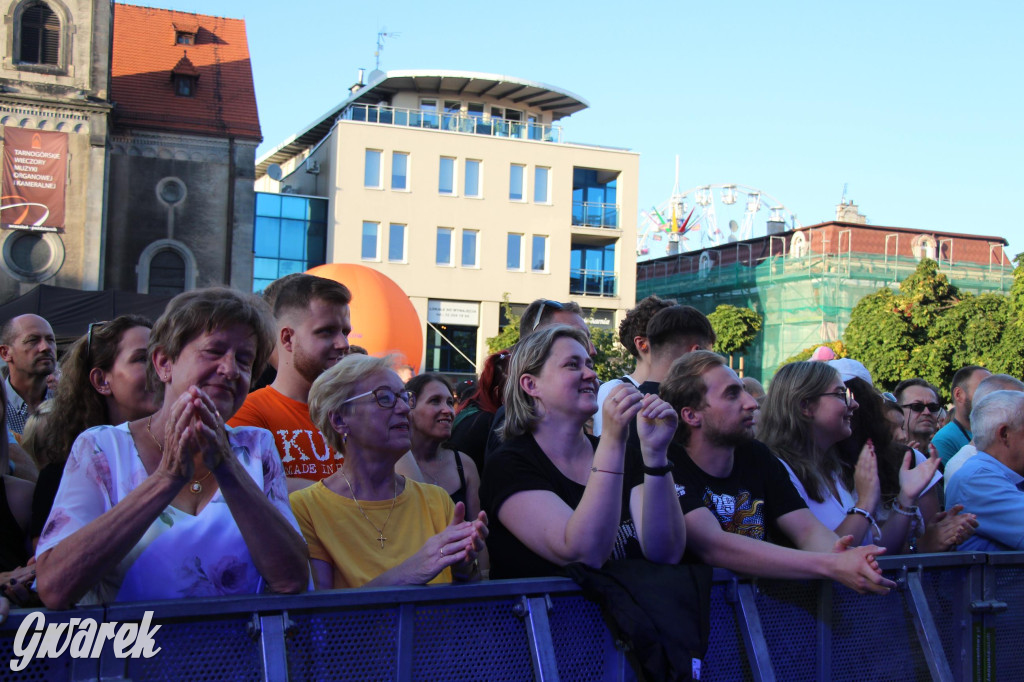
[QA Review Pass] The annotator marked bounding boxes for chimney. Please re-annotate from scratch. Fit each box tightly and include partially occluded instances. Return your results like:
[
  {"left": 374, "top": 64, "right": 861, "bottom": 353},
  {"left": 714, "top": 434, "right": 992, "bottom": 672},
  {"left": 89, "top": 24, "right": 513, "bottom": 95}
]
[{"left": 836, "top": 201, "right": 867, "bottom": 224}]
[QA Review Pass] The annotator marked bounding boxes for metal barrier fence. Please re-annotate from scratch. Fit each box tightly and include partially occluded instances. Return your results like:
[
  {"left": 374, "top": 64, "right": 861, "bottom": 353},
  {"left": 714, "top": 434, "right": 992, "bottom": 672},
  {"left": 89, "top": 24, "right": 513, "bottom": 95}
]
[{"left": 3, "top": 552, "right": 1021, "bottom": 681}]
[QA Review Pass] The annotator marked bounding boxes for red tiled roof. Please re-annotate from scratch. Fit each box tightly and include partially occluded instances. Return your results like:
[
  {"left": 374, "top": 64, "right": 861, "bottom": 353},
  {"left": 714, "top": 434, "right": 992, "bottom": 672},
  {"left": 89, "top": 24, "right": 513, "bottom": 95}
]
[{"left": 111, "top": 3, "right": 261, "bottom": 141}]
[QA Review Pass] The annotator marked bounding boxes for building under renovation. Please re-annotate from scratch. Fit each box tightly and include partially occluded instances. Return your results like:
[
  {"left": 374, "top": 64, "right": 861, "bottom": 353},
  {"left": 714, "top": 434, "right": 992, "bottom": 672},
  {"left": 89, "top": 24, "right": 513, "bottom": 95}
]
[{"left": 637, "top": 204, "right": 1015, "bottom": 383}]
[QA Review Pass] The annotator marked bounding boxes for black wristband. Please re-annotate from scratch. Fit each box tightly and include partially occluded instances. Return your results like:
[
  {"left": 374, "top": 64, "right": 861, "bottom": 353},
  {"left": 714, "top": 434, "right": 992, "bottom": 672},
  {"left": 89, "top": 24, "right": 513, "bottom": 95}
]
[{"left": 642, "top": 462, "right": 675, "bottom": 476}]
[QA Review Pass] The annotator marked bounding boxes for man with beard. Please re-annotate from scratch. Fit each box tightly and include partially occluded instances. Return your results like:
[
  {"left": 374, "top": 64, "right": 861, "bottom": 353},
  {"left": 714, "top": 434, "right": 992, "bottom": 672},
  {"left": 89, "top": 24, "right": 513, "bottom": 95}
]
[
  {"left": 229, "top": 274, "right": 352, "bottom": 491},
  {"left": 0, "top": 315, "right": 57, "bottom": 435},
  {"left": 932, "top": 365, "right": 991, "bottom": 465},
  {"left": 658, "top": 350, "right": 894, "bottom": 594}
]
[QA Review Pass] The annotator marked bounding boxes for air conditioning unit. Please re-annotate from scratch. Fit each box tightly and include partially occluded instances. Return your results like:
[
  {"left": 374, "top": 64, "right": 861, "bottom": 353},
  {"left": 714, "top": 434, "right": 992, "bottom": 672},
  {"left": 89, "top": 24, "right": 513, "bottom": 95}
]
[{"left": 305, "top": 159, "right": 321, "bottom": 175}]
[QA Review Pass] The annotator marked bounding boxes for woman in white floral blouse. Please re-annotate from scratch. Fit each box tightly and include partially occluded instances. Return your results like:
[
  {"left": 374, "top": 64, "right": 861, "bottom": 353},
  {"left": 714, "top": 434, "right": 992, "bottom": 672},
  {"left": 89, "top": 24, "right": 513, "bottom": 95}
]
[{"left": 35, "top": 288, "right": 308, "bottom": 607}]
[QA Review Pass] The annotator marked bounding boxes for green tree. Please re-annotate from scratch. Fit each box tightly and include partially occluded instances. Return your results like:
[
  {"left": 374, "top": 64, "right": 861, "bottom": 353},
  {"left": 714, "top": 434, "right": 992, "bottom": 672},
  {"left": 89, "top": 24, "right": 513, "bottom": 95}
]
[
  {"left": 591, "top": 326, "right": 632, "bottom": 382},
  {"left": 994, "top": 253, "right": 1024, "bottom": 377},
  {"left": 707, "top": 305, "right": 762, "bottom": 355},
  {"left": 486, "top": 294, "right": 520, "bottom": 354},
  {"left": 780, "top": 340, "right": 847, "bottom": 366}
]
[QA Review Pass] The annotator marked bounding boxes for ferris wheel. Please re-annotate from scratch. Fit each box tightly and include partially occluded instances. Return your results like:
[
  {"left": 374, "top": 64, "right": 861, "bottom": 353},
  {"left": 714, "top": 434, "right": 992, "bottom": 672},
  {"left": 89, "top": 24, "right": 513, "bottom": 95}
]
[{"left": 638, "top": 180, "right": 800, "bottom": 261}]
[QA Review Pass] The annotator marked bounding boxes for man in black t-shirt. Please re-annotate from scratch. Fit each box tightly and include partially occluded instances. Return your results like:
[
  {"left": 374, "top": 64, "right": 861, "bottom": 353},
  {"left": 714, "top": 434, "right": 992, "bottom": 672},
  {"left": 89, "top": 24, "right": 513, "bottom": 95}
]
[{"left": 659, "top": 351, "right": 895, "bottom": 594}]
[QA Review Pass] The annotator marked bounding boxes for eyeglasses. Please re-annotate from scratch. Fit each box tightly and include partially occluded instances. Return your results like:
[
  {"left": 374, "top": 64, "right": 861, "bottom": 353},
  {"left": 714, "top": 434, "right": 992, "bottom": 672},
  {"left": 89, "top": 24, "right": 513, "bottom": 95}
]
[
  {"left": 531, "top": 299, "right": 565, "bottom": 332},
  {"left": 816, "top": 387, "right": 854, "bottom": 406},
  {"left": 901, "top": 401, "right": 942, "bottom": 414},
  {"left": 86, "top": 321, "right": 111, "bottom": 360},
  {"left": 341, "top": 387, "right": 413, "bottom": 409}
]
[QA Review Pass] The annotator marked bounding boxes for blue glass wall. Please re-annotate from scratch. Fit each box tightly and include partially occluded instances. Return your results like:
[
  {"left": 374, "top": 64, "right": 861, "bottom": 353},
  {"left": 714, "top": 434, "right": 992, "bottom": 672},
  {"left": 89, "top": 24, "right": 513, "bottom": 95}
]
[{"left": 253, "top": 193, "right": 328, "bottom": 292}]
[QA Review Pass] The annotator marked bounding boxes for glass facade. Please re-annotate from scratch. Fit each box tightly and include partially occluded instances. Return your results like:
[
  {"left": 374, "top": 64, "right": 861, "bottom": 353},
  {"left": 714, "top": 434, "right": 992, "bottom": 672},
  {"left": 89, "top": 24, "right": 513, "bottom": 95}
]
[
  {"left": 253, "top": 193, "right": 327, "bottom": 292},
  {"left": 425, "top": 324, "right": 477, "bottom": 375},
  {"left": 570, "top": 243, "right": 617, "bottom": 296}
]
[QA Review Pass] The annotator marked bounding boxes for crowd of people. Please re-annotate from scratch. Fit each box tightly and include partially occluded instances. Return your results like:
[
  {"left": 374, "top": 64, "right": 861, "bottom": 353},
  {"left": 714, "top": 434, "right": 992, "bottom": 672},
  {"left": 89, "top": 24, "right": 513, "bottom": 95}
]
[{"left": 2, "top": 276, "right": 1022, "bottom": 649}]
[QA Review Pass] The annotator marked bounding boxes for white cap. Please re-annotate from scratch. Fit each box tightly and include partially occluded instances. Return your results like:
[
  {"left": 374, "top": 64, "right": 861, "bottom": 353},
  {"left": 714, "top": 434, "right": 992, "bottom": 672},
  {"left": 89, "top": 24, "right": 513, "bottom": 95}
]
[{"left": 828, "top": 358, "right": 873, "bottom": 386}]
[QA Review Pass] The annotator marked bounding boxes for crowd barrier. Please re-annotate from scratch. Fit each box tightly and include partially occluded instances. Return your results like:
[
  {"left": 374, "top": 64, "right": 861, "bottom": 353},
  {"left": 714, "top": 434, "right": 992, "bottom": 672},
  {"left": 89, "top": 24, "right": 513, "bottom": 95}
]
[{"left": 2, "top": 551, "right": 1021, "bottom": 681}]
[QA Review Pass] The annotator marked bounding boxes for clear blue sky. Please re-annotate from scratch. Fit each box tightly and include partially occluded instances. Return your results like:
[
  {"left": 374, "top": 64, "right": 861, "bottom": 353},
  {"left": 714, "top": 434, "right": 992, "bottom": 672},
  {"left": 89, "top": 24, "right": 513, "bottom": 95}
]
[{"left": 142, "top": 0, "right": 1023, "bottom": 262}]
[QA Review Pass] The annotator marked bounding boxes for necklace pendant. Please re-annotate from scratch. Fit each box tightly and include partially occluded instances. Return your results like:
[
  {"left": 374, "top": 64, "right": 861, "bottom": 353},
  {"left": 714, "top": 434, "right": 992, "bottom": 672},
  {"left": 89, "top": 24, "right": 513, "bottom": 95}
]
[
  {"left": 378, "top": 532, "right": 387, "bottom": 549},
  {"left": 190, "top": 481, "right": 203, "bottom": 494}
]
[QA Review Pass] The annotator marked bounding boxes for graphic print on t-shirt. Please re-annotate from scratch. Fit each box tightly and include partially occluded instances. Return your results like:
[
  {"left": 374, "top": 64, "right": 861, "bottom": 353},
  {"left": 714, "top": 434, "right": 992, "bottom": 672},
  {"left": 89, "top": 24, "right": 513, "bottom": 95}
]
[{"left": 704, "top": 489, "right": 766, "bottom": 540}]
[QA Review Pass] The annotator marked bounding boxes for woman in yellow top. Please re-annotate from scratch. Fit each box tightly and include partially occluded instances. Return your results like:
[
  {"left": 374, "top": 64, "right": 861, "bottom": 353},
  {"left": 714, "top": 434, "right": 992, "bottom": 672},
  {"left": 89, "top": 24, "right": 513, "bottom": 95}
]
[{"left": 291, "top": 354, "right": 488, "bottom": 588}]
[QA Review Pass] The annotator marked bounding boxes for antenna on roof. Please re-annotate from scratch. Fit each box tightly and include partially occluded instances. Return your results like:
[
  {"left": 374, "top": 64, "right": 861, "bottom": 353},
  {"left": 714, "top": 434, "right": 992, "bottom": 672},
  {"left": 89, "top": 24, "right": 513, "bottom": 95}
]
[
  {"left": 840, "top": 182, "right": 848, "bottom": 205},
  {"left": 375, "top": 28, "right": 400, "bottom": 71}
]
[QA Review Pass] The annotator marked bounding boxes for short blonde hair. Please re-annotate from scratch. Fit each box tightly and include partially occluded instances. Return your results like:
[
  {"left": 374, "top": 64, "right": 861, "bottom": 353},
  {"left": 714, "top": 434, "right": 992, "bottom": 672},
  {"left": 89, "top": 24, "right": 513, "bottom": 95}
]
[
  {"left": 502, "top": 325, "right": 591, "bottom": 441},
  {"left": 308, "top": 354, "right": 392, "bottom": 452}
]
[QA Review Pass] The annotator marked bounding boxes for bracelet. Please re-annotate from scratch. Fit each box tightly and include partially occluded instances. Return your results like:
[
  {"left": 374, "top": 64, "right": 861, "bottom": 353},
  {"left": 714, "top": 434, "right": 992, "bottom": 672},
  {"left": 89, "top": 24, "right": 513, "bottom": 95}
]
[
  {"left": 846, "top": 506, "right": 882, "bottom": 542},
  {"left": 591, "top": 466, "right": 624, "bottom": 475},
  {"left": 891, "top": 499, "right": 919, "bottom": 517},
  {"left": 642, "top": 462, "right": 675, "bottom": 477}
]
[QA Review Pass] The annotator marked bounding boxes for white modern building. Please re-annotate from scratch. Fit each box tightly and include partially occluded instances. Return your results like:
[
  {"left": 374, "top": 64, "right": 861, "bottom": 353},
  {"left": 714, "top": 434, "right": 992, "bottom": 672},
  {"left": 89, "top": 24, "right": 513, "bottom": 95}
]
[{"left": 255, "top": 69, "right": 638, "bottom": 376}]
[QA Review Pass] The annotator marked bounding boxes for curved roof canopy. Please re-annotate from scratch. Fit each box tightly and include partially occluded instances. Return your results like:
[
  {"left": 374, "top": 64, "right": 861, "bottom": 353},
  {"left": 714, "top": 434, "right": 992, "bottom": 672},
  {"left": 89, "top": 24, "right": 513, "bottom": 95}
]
[{"left": 256, "top": 69, "right": 588, "bottom": 178}]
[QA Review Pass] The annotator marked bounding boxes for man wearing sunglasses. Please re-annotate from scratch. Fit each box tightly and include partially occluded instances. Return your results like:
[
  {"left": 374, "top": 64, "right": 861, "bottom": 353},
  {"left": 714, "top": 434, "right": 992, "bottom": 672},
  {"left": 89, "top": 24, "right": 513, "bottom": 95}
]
[
  {"left": 932, "top": 366, "right": 991, "bottom": 465},
  {"left": 893, "top": 378, "right": 944, "bottom": 452}
]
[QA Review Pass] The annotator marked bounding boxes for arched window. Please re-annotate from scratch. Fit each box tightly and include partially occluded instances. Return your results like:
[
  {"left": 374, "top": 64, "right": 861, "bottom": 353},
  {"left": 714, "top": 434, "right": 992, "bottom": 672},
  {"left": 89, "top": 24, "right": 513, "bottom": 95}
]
[
  {"left": 18, "top": 2, "right": 60, "bottom": 65},
  {"left": 149, "top": 249, "right": 186, "bottom": 295},
  {"left": 137, "top": 239, "right": 197, "bottom": 295},
  {"left": 912, "top": 234, "right": 937, "bottom": 261},
  {"left": 790, "top": 232, "right": 808, "bottom": 258}
]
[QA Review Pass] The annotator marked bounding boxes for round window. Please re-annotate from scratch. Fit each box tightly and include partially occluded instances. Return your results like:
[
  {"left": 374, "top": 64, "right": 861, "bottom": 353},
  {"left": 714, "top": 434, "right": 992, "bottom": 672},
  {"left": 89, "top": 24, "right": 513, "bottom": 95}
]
[
  {"left": 156, "top": 177, "right": 187, "bottom": 206},
  {"left": 1, "top": 229, "right": 65, "bottom": 282}
]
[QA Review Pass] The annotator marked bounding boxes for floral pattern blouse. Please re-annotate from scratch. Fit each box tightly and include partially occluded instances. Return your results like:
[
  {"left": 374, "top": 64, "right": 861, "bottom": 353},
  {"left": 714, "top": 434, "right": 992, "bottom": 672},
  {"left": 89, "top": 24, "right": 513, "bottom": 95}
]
[{"left": 35, "top": 423, "right": 301, "bottom": 605}]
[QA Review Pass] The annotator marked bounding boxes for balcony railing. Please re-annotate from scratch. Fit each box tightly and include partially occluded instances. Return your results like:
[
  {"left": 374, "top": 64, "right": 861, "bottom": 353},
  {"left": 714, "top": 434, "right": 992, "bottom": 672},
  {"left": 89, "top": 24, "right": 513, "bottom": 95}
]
[
  {"left": 572, "top": 201, "right": 619, "bottom": 229},
  {"left": 571, "top": 268, "right": 617, "bottom": 297},
  {"left": 343, "top": 104, "right": 563, "bottom": 143}
]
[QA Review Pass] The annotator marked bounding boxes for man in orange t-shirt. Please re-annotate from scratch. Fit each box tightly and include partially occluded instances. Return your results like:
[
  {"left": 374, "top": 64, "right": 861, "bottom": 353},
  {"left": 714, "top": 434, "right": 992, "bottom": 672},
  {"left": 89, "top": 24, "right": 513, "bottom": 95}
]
[{"left": 230, "top": 274, "right": 352, "bottom": 491}]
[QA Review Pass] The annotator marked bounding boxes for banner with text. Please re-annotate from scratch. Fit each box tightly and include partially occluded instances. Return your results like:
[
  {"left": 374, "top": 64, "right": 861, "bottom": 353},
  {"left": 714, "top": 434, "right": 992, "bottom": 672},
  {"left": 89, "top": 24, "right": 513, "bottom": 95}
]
[{"left": 2, "top": 127, "right": 68, "bottom": 231}]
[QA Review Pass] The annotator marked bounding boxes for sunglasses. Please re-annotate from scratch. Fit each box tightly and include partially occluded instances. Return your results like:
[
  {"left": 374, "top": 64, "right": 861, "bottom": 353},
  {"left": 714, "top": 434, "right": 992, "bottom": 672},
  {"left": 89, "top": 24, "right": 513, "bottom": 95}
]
[
  {"left": 531, "top": 299, "right": 565, "bottom": 332},
  {"left": 86, "top": 320, "right": 111, "bottom": 360},
  {"left": 901, "top": 402, "right": 942, "bottom": 414}
]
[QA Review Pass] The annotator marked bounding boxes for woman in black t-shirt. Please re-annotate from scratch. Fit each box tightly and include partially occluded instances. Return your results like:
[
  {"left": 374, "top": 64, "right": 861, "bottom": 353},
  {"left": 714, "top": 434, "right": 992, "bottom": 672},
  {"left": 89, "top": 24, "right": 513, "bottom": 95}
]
[{"left": 480, "top": 325, "right": 685, "bottom": 580}]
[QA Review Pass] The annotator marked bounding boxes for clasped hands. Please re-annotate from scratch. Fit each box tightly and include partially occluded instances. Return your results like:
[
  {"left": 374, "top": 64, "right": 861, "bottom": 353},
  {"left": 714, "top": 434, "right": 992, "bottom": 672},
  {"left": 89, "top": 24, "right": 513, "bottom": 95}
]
[{"left": 155, "top": 386, "right": 232, "bottom": 488}]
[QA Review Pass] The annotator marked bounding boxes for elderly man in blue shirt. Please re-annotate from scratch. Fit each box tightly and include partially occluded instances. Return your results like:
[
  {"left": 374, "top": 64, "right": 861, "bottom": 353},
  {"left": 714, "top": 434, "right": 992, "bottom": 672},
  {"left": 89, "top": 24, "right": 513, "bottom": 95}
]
[{"left": 947, "top": 390, "right": 1024, "bottom": 552}]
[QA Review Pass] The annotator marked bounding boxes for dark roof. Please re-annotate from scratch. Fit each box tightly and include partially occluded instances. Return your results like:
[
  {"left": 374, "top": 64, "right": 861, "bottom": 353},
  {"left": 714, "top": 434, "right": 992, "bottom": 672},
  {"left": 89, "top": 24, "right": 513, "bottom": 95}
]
[{"left": 110, "top": 3, "right": 261, "bottom": 141}]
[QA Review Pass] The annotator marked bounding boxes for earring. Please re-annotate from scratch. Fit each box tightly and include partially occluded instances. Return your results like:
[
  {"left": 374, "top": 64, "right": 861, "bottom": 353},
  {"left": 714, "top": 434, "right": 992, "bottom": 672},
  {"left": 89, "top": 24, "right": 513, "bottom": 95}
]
[{"left": 342, "top": 432, "right": 348, "bottom": 445}]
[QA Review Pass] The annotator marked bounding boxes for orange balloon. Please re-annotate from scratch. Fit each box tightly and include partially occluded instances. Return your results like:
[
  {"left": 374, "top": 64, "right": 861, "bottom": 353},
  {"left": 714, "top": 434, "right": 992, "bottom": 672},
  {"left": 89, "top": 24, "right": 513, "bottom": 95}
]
[{"left": 306, "top": 263, "right": 423, "bottom": 373}]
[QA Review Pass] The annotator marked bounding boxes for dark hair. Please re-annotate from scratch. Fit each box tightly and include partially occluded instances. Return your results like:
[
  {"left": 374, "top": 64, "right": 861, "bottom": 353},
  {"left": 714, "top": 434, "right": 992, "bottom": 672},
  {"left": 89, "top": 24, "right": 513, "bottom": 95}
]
[
  {"left": 273, "top": 274, "right": 352, "bottom": 319},
  {"left": 660, "top": 350, "right": 727, "bottom": 443},
  {"left": 42, "top": 315, "right": 153, "bottom": 467},
  {"left": 518, "top": 299, "right": 583, "bottom": 338},
  {"left": 835, "top": 378, "right": 908, "bottom": 507},
  {"left": 458, "top": 348, "right": 510, "bottom": 415},
  {"left": 646, "top": 305, "right": 716, "bottom": 351},
  {"left": 405, "top": 372, "right": 455, "bottom": 400},
  {"left": 951, "top": 365, "right": 987, "bottom": 398},
  {"left": 147, "top": 288, "right": 275, "bottom": 402},
  {"left": 893, "top": 378, "right": 939, "bottom": 404},
  {"left": 618, "top": 295, "right": 676, "bottom": 357}
]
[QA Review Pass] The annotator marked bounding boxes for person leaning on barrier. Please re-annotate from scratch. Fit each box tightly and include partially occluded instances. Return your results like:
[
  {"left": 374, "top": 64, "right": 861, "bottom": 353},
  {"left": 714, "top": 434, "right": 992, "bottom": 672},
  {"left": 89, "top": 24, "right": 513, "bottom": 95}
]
[
  {"left": 292, "top": 354, "right": 487, "bottom": 588},
  {"left": 480, "top": 325, "right": 685, "bottom": 580},
  {"left": 660, "top": 351, "right": 895, "bottom": 594},
  {"left": 34, "top": 288, "right": 309, "bottom": 608},
  {"left": 946, "top": 390, "right": 1024, "bottom": 552},
  {"left": 761, "top": 361, "right": 941, "bottom": 553}
]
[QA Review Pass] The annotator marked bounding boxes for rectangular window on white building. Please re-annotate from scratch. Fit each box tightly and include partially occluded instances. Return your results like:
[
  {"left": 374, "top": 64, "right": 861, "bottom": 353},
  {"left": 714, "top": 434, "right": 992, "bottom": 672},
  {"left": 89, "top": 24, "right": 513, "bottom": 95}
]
[
  {"left": 507, "top": 233, "right": 523, "bottom": 270},
  {"left": 388, "top": 223, "right": 406, "bottom": 262},
  {"left": 465, "top": 159, "right": 481, "bottom": 197},
  {"left": 534, "top": 166, "right": 550, "bottom": 203},
  {"left": 364, "top": 150, "right": 382, "bottom": 188},
  {"left": 509, "top": 164, "right": 525, "bottom": 201},
  {"left": 532, "top": 235, "right": 548, "bottom": 272},
  {"left": 391, "top": 152, "right": 409, "bottom": 190},
  {"left": 361, "top": 221, "right": 380, "bottom": 260},
  {"left": 436, "top": 227, "right": 454, "bottom": 266},
  {"left": 439, "top": 156, "right": 456, "bottom": 195},
  {"left": 462, "top": 230, "right": 479, "bottom": 267}
]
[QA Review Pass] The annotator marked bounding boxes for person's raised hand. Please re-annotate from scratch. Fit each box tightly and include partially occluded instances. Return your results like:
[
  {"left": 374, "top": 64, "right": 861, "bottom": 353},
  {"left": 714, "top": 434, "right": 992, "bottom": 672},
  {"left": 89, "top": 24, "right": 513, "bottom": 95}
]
[
  {"left": 853, "top": 439, "right": 881, "bottom": 514},
  {"left": 600, "top": 383, "right": 645, "bottom": 441},
  {"left": 636, "top": 394, "right": 679, "bottom": 464}
]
